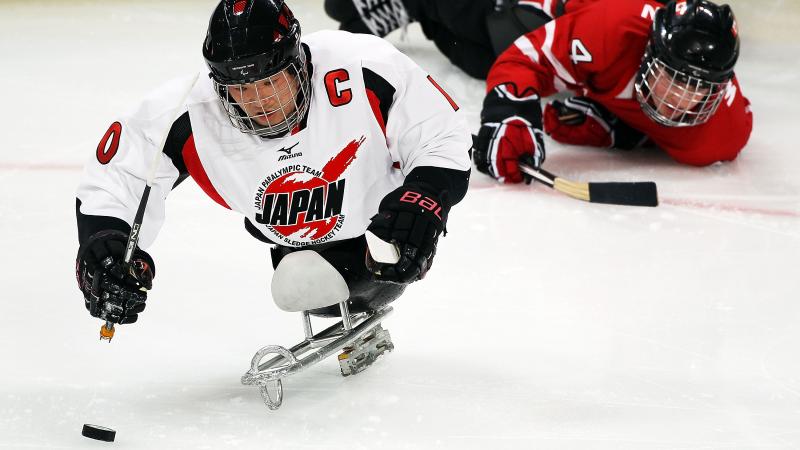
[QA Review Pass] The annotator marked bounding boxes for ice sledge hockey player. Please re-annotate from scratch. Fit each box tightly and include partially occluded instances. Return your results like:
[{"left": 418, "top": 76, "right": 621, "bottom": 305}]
[
  {"left": 472, "top": 0, "right": 753, "bottom": 184},
  {"left": 75, "top": 0, "right": 471, "bottom": 327},
  {"left": 323, "top": 0, "right": 564, "bottom": 79}
]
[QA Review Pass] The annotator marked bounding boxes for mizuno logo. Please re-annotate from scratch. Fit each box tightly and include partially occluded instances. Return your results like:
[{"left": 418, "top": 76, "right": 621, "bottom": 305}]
[{"left": 277, "top": 142, "right": 299, "bottom": 155}]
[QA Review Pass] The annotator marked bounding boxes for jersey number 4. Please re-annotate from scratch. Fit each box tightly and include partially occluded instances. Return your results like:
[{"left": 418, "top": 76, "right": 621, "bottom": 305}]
[{"left": 570, "top": 39, "right": 593, "bottom": 64}]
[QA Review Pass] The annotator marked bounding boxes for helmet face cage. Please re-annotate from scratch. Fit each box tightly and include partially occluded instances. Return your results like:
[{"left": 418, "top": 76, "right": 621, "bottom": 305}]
[
  {"left": 213, "top": 49, "right": 311, "bottom": 138},
  {"left": 635, "top": 52, "right": 729, "bottom": 128}
]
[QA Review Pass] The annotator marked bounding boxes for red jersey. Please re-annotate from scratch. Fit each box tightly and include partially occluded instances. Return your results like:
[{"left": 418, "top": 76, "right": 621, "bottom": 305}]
[{"left": 487, "top": 0, "right": 753, "bottom": 166}]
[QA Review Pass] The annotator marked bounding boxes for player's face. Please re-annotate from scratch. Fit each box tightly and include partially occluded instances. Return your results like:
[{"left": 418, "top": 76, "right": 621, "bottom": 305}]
[
  {"left": 646, "top": 69, "right": 709, "bottom": 121},
  {"left": 227, "top": 69, "right": 300, "bottom": 127}
]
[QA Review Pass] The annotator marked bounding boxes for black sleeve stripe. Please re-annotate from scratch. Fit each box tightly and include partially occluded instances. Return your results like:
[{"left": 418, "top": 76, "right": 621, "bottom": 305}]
[
  {"left": 163, "top": 111, "right": 192, "bottom": 188},
  {"left": 362, "top": 68, "right": 396, "bottom": 126},
  {"left": 76, "top": 198, "right": 131, "bottom": 245}
]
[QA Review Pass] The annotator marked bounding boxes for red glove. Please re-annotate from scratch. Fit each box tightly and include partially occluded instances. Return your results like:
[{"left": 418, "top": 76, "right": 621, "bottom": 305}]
[
  {"left": 473, "top": 84, "right": 545, "bottom": 184},
  {"left": 543, "top": 97, "right": 646, "bottom": 150}
]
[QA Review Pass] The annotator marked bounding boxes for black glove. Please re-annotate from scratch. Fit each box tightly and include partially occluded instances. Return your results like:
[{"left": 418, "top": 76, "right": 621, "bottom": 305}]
[
  {"left": 76, "top": 230, "right": 155, "bottom": 324},
  {"left": 367, "top": 184, "right": 448, "bottom": 284},
  {"left": 473, "top": 84, "right": 546, "bottom": 183}
]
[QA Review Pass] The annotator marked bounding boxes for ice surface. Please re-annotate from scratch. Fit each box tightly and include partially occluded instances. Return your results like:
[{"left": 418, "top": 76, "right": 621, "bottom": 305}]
[{"left": 1, "top": 0, "right": 799, "bottom": 448}]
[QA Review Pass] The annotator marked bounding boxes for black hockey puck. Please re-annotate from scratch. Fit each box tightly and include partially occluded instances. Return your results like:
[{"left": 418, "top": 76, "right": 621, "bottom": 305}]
[{"left": 82, "top": 424, "right": 116, "bottom": 442}]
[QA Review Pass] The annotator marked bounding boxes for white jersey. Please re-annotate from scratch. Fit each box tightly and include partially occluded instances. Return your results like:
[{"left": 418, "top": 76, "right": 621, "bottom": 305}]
[{"left": 77, "top": 31, "right": 471, "bottom": 249}]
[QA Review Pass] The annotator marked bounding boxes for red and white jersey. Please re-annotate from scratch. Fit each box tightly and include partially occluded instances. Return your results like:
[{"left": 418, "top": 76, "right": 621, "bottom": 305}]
[
  {"left": 77, "top": 30, "right": 471, "bottom": 249},
  {"left": 487, "top": 0, "right": 753, "bottom": 166}
]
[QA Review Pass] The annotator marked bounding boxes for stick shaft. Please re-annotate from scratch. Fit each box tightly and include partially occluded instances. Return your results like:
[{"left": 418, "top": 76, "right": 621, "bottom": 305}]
[
  {"left": 123, "top": 185, "right": 151, "bottom": 264},
  {"left": 103, "top": 73, "right": 200, "bottom": 338},
  {"left": 122, "top": 72, "right": 200, "bottom": 263},
  {"left": 518, "top": 160, "right": 658, "bottom": 207},
  {"left": 519, "top": 162, "right": 555, "bottom": 187}
]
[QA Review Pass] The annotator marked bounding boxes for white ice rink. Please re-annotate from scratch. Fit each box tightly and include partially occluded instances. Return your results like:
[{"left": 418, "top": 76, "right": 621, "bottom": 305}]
[{"left": 1, "top": 0, "right": 799, "bottom": 448}]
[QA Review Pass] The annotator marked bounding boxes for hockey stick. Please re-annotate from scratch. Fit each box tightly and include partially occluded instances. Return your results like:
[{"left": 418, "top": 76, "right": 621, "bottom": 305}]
[
  {"left": 518, "top": 158, "right": 659, "bottom": 207},
  {"left": 100, "top": 72, "right": 201, "bottom": 342},
  {"left": 471, "top": 134, "right": 658, "bottom": 206}
]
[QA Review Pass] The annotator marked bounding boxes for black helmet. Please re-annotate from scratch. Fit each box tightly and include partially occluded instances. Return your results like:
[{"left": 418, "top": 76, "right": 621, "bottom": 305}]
[
  {"left": 651, "top": 0, "right": 739, "bottom": 83},
  {"left": 635, "top": 0, "right": 740, "bottom": 127},
  {"left": 204, "top": 0, "right": 302, "bottom": 83},
  {"left": 203, "top": 0, "right": 311, "bottom": 137}
]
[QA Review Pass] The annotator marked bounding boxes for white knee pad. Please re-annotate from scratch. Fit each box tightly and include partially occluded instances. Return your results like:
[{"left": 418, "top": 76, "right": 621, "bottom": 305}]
[{"left": 270, "top": 250, "right": 350, "bottom": 312}]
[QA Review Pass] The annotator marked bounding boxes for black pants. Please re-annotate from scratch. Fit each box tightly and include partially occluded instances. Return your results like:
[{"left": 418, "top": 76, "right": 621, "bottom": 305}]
[
  {"left": 270, "top": 236, "right": 406, "bottom": 317},
  {"left": 323, "top": 0, "right": 559, "bottom": 80}
]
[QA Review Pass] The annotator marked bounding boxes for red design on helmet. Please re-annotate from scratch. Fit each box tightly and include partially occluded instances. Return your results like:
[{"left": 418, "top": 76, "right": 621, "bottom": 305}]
[
  {"left": 233, "top": 0, "right": 247, "bottom": 15},
  {"left": 273, "top": 5, "right": 292, "bottom": 41}
]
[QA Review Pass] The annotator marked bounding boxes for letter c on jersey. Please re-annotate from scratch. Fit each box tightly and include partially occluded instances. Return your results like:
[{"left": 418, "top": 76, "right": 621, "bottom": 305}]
[
  {"left": 324, "top": 69, "right": 352, "bottom": 107},
  {"left": 97, "top": 121, "right": 122, "bottom": 165}
]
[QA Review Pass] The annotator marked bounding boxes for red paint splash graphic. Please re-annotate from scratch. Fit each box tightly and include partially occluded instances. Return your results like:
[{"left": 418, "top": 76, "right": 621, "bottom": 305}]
[{"left": 264, "top": 136, "right": 365, "bottom": 240}]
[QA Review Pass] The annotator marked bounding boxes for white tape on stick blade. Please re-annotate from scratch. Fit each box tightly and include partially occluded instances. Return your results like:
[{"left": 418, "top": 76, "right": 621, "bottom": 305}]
[{"left": 365, "top": 231, "right": 400, "bottom": 264}]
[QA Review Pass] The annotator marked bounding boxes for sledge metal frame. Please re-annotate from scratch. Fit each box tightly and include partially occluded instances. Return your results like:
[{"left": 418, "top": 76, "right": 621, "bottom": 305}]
[{"left": 241, "top": 302, "right": 394, "bottom": 410}]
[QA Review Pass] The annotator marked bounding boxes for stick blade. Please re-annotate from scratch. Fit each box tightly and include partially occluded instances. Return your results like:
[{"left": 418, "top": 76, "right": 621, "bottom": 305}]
[{"left": 588, "top": 182, "right": 659, "bottom": 207}]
